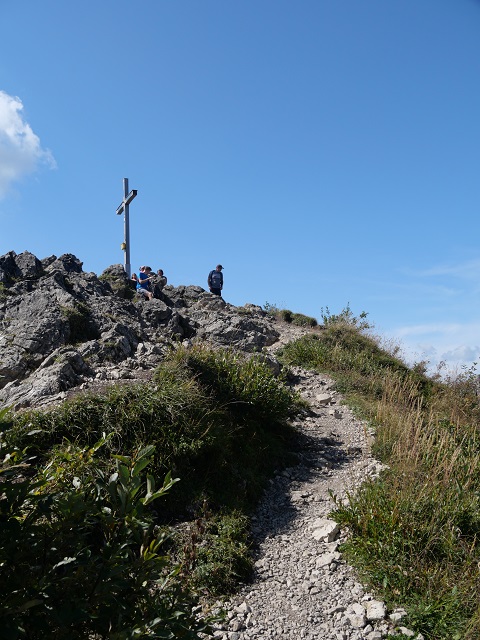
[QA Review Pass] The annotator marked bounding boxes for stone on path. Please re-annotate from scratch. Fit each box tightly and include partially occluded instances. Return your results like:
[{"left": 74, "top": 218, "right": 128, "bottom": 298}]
[{"left": 311, "top": 517, "right": 340, "bottom": 542}]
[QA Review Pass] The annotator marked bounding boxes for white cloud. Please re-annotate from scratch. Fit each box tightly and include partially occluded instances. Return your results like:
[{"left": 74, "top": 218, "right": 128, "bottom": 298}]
[
  {"left": 402, "top": 259, "right": 480, "bottom": 282},
  {"left": 389, "top": 321, "right": 480, "bottom": 374},
  {"left": 440, "top": 344, "right": 480, "bottom": 364},
  {"left": 395, "top": 322, "right": 467, "bottom": 338},
  {"left": 0, "top": 90, "right": 56, "bottom": 199}
]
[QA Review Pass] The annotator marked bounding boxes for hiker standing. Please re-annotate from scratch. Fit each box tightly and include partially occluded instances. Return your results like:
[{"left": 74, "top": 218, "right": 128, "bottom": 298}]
[{"left": 208, "top": 264, "right": 224, "bottom": 296}]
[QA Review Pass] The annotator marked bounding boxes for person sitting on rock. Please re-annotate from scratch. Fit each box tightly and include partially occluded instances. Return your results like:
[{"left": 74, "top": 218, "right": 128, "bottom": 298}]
[
  {"left": 156, "top": 269, "right": 167, "bottom": 289},
  {"left": 136, "top": 266, "right": 153, "bottom": 301},
  {"left": 150, "top": 268, "right": 168, "bottom": 299}
]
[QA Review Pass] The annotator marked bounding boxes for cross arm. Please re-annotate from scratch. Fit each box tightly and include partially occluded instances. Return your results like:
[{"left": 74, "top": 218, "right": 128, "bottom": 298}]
[{"left": 116, "top": 189, "right": 138, "bottom": 215}]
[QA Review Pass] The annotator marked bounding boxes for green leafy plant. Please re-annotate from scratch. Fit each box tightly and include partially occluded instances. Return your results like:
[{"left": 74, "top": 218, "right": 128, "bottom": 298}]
[
  {"left": 279, "top": 309, "right": 293, "bottom": 323},
  {"left": 4, "top": 343, "right": 301, "bottom": 613},
  {"left": 263, "top": 302, "right": 293, "bottom": 323},
  {"left": 0, "top": 436, "right": 211, "bottom": 639},
  {"left": 263, "top": 303, "right": 317, "bottom": 327},
  {"left": 99, "top": 272, "right": 135, "bottom": 300},
  {"left": 263, "top": 301, "right": 280, "bottom": 316},
  {"left": 173, "top": 344, "right": 299, "bottom": 424},
  {"left": 183, "top": 509, "right": 252, "bottom": 596}
]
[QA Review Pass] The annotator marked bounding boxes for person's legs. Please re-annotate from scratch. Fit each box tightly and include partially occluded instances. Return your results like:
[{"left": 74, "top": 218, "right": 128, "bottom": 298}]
[{"left": 137, "top": 289, "right": 150, "bottom": 300}]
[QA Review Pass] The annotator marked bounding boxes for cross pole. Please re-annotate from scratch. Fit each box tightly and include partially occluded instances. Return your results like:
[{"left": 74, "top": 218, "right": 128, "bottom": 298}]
[{"left": 115, "top": 177, "right": 137, "bottom": 278}]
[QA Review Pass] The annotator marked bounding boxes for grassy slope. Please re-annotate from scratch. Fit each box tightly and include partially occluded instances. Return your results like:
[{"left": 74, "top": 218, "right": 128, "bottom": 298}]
[
  {"left": 4, "top": 306, "right": 480, "bottom": 639},
  {"left": 279, "top": 318, "right": 480, "bottom": 640},
  {"left": 0, "top": 344, "right": 302, "bottom": 638}
]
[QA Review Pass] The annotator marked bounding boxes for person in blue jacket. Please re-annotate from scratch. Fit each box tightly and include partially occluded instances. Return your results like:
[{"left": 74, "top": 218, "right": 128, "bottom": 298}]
[
  {"left": 208, "top": 264, "right": 224, "bottom": 296},
  {"left": 136, "top": 266, "right": 153, "bottom": 300}
]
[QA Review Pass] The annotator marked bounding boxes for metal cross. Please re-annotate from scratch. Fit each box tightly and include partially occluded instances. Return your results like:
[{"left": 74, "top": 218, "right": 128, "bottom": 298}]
[{"left": 116, "top": 177, "right": 137, "bottom": 278}]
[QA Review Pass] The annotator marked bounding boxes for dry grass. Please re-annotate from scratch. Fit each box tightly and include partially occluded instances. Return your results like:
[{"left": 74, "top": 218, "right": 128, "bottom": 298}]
[{"left": 280, "top": 322, "right": 480, "bottom": 639}]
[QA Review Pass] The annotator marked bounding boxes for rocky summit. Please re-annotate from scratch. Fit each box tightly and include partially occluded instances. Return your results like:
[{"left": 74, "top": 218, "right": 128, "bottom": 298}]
[{"left": 0, "top": 250, "right": 278, "bottom": 410}]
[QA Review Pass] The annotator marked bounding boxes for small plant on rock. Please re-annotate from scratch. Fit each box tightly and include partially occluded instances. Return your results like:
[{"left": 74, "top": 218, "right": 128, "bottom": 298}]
[{"left": 60, "top": 301, "right": 99, "bottom": 344}]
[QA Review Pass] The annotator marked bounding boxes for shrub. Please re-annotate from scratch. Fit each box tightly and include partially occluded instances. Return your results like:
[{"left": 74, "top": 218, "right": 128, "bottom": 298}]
[
  {"left": 99, "top": 271, "right": 135, "bottom": 300},
  {"left": 279, "top": 309, "right": 293, "bottom": 323},
  {"left": 263, "top": 301, "right": 280, "bottom": 316},
  {"left": 0, "top": 438, "right": 211, "bottom": 639},
  {"left": 0, "top": 282, "right": 9, "bottom": 301},
  {"left": 263, "top": 303, "right": 317, "bottom": 327},
  {"left": 171, "top": 344, "right": 299, "bottom": 425},
  {"left": 320, "top": 303, "right": 372, "bottom": 331},
  {"left": 291, "top": 312, "right": 317, "bottom": 327},
  {"left": 158, "top": 345, "right": 301, "bottom": 509},
  {"left": 186, "top": 510, "right": 253, "bottom": 596},
  {"left": 263, "top": 303, "right": 293, "bottom": 323}
]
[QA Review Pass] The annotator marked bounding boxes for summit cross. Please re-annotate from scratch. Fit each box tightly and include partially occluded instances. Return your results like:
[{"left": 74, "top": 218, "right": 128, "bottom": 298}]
[{"left": 115, "top": 177, "right": 137, "bottom": 278}]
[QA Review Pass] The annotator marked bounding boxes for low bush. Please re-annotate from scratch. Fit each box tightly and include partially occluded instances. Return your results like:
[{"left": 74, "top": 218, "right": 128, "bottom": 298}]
[
  {"left": 280, "top": 309, "right": 293, "bottom": 323},
  {"left": 320, "top": 303, "right": 372, "bottom": 331},
  {"left": 263, "top": 303, "right": 317, "bottom": 327},
  {"left": 291, "top": 312, "right": 317, "bottom": 327},
  {"left": 171, "top": 344, "right": 298, "bottom": 425},
  {"left": 160, "top": 345, "right": 301, "bottom": 510},
  {"left": 8, "top": 350, "right": 300, "bottom": 517},
  {"left": 60, "top": 302, "right": 99, "bottom": 343},
  {"left": 184, "top": 510, "right": 253, "bottom": 597},
  {"left": 0, "top": 436, "right": 211, "bottom": 639}
]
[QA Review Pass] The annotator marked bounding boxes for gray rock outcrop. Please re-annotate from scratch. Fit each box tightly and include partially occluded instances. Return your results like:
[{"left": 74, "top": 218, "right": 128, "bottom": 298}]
[{"left": 0, "top": 251, "right": 279, "bottom": 409}]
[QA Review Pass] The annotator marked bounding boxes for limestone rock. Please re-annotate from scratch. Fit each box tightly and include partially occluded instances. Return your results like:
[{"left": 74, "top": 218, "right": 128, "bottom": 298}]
[
  {"left": 366, "top": 600, "right": 386, "bottom": 621},
  {"left": 315, "top": 551, "right": 341, "bottom": 568},
  {"left": 311, "top": 518, "right": 340, "bottom": 542},
  {"left": 316, "top": 393, "right": 332, "bottom": 405},
  {"left": 0, "top": 251, "right": 282, "bottom": 409}
]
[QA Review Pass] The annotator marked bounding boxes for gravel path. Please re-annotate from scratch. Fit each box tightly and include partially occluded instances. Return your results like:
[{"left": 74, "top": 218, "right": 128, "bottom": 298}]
[{"left": 206, "top": 323, "right": 420, "bottom": 640}]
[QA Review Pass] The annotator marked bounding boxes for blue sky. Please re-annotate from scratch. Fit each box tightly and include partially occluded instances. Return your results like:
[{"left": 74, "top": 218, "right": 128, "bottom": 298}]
[{"left": 1, "top": 0, "right": 480, "bottom": 373}]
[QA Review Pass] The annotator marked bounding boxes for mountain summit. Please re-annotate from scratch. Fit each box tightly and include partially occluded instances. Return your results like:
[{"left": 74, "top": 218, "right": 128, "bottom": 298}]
[{"left": 0, "top": 250, "right": 279, "bottom": 410}]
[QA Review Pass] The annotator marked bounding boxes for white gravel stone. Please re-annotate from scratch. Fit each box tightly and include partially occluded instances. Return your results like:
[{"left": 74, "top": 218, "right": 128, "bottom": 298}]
[
  {"left": 316, "top": 393, "right": 333, "bottom": 404},
  {"left": 366, "top": 600, "right": 387, "bottom": 621},
  {"left": 311, "top": 518, "right": 340, "bottom": 542}
]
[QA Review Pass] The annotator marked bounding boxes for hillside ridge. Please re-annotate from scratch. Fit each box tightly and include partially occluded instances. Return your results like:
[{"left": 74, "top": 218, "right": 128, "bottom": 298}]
[
  {"left": 0, "top": 249, "right": 422, "bottom": 639},
  {"left": 0, "top": 250, "right": 280, "bottom": 410}
]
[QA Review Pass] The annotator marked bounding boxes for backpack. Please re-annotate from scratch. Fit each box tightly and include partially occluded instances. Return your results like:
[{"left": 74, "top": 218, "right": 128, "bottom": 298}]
[{"left": 209, "top": 270, "right": 222, "bottom": 288}]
